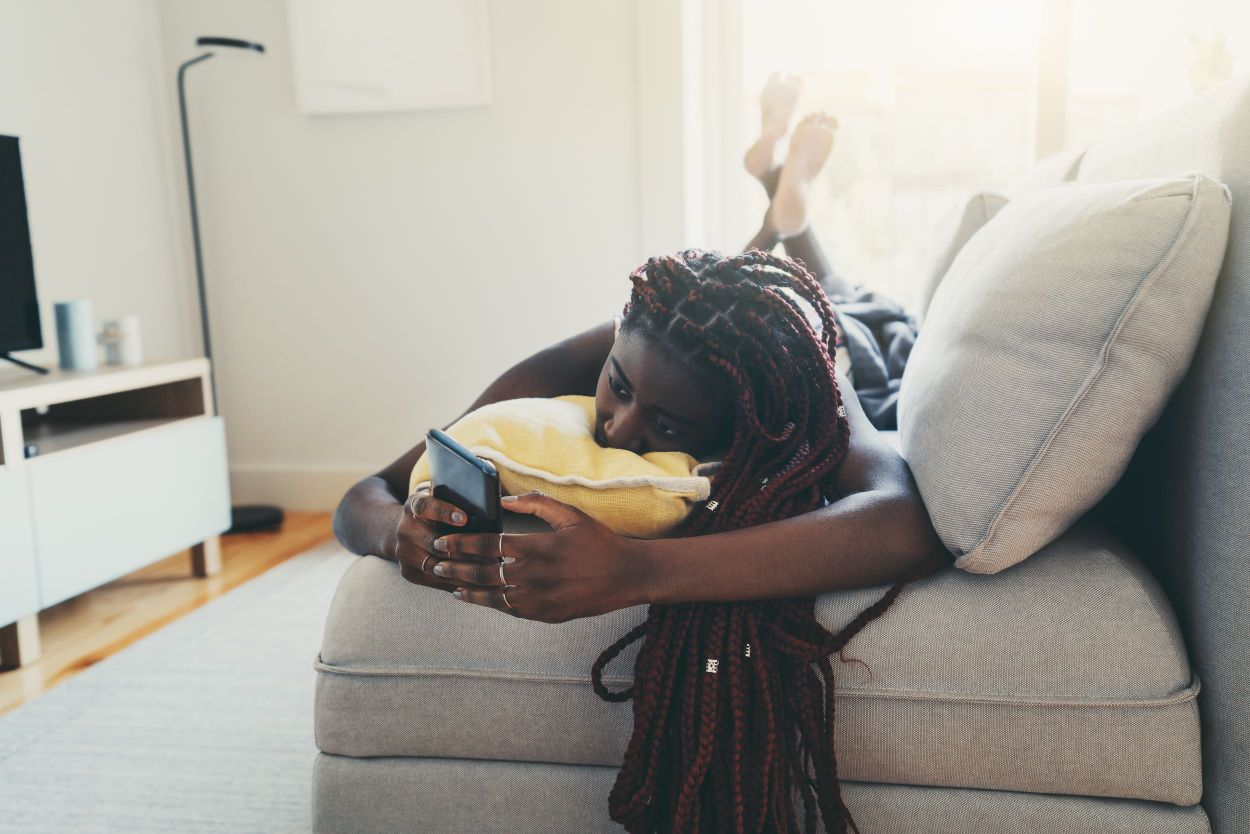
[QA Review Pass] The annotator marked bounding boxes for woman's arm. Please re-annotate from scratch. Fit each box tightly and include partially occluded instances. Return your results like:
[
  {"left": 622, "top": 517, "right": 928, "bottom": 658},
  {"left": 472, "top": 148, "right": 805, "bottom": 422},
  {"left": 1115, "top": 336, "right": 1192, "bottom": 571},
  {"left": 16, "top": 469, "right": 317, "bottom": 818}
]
[
  {"left": 330, "top": 320, "right": 617, "bottom": 565},
  {"left": 433, "top": 365, "right": 949, "bottom": 622},
  {"left": 636, "top": 367, "right": 949, "bottom": 605}
]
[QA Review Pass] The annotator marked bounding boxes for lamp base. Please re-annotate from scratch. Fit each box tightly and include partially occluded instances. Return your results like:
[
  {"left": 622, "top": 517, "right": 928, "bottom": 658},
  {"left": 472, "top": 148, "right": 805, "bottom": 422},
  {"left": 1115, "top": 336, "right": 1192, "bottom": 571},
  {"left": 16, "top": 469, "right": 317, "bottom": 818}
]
[{"left": 227, "top": 504, "right": 285, "bottom": 534}]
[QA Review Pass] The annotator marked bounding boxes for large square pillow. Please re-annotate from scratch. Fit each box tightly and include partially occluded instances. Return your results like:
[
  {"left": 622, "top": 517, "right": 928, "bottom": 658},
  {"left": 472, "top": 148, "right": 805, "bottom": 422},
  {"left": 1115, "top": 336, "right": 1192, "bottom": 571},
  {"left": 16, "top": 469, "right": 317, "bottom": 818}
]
[{"left": 898, "top": 172, "right": 1231, "bottom": 573}]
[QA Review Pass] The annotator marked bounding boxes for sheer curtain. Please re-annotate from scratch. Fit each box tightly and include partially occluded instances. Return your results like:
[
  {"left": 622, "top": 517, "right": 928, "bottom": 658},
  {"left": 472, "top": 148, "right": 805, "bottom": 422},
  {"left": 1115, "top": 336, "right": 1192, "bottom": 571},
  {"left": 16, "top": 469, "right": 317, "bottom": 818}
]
[{"left": 697, "top": 0, "right": 1248, "bottom": 302}]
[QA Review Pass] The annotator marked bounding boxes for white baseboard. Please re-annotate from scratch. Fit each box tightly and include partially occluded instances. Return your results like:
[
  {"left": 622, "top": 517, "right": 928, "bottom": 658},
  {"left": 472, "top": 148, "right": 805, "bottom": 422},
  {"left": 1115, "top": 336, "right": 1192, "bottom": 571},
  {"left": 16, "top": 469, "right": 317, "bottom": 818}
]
[{"left": 228, "top": 464, "right": 375, "bottom": 511}]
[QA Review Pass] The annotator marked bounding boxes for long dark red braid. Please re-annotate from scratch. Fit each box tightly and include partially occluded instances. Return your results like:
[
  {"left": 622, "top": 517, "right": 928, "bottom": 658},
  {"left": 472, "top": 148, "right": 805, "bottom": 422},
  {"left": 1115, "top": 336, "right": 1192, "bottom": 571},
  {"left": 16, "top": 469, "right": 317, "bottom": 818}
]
[{"left": 591, "top": 249, "right": 941, "bottom": 833}]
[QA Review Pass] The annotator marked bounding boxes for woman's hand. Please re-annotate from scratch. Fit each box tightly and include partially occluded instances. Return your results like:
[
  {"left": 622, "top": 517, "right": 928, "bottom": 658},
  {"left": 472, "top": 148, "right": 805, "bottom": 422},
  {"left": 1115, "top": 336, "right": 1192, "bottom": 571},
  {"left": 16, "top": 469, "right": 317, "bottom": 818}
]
[
  {"left": 426, "top": 492, "right": 651, "bottom": 623},
  {"left": 393, "top": 488, "right": 470, "bottom": 589}
]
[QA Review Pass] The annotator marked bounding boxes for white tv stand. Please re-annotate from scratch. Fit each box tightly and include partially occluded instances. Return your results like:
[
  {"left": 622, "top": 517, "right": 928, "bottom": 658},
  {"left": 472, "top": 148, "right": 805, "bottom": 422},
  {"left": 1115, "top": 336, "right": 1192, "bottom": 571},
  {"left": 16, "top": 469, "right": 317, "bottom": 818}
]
[{"left": 0, "top": 359, "right": 230, "bottom": 668}]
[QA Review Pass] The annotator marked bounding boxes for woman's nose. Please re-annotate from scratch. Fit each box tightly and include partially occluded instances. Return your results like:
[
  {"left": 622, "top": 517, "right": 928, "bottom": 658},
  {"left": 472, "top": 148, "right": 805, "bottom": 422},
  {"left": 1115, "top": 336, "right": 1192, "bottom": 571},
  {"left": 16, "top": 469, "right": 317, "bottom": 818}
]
[{"left": 604, "top": 408, "right": 648, "bottom": 454}]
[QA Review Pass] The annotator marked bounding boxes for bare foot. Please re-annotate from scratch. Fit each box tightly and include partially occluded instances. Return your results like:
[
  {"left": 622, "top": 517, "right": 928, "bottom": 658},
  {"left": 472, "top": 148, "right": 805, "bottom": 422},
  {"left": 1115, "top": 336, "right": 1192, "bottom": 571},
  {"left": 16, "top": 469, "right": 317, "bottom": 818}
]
[
  {"left": 770, "top": 112, "right": 837, "bottom": 239},
  {"left": 743, "top": 73, "right": 802, "bottom": 181}
]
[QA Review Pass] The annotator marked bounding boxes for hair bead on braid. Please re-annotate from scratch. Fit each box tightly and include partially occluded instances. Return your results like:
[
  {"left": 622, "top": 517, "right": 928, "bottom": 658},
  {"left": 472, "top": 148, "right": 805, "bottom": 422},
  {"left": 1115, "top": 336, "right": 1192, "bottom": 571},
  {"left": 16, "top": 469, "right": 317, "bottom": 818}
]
[{"left": 592, "top": 249, "right": 940, "bottom": 833}]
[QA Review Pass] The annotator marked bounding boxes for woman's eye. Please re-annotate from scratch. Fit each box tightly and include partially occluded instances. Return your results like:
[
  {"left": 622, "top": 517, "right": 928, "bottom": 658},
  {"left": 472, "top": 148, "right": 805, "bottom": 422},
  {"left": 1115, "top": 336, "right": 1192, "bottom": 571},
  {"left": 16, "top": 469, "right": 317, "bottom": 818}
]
[
  {"left": 654, "top": 418, "right": 681, "bottom": 439},
  {"left": 608, "top": 374, "right": 630, "bottom": 400}
]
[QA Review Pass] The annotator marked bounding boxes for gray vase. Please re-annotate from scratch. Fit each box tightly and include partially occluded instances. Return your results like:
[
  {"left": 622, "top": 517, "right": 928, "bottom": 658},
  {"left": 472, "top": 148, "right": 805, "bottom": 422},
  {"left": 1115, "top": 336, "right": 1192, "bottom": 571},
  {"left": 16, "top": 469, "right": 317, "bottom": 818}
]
[{"left": 54, "top": 299, "right": 97, "bottom": 371}]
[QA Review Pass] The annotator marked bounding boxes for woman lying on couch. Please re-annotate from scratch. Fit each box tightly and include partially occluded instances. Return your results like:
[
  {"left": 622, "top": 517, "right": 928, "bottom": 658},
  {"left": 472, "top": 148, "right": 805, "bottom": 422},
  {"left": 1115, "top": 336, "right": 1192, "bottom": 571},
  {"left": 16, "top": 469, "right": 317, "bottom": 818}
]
[
  {"left": 336, "top": 71, "right": 941, "bottom": 611},
  {"left": 334, "top": 81, "right": 948, "bottom": 832},
  {"left": 333, "top": 245, "right": 946, "bottom": 833}
]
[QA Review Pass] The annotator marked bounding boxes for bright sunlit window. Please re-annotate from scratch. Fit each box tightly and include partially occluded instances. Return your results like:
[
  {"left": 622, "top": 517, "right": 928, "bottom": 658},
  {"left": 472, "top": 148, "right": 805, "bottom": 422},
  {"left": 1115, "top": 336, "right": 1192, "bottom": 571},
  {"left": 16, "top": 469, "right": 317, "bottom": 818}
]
[
  {"left": 726, "top": 0, "right": 1250, "bottom": 303},
  {"left": 1065, "top": 0, "right": 1248, "bottom": 146}
]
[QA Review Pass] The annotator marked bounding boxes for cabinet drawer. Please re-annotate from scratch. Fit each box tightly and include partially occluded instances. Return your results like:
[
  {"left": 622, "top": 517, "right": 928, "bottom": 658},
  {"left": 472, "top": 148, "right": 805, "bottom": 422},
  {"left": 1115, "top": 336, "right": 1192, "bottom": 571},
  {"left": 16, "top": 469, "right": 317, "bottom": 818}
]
[
  {"left": 0, "top": 467, "right": 38, "bottom": 625},
  {"left": 29, "top": 417, "right": 230, "bottom": 608}
]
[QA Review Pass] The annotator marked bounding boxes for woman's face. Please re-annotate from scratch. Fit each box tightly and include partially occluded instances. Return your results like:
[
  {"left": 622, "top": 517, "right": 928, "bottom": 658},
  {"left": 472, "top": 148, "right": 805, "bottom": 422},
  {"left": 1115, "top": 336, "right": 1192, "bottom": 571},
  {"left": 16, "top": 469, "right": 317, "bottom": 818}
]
[{"left": 593, "top": 327, "right": 733, "bottom": 459}]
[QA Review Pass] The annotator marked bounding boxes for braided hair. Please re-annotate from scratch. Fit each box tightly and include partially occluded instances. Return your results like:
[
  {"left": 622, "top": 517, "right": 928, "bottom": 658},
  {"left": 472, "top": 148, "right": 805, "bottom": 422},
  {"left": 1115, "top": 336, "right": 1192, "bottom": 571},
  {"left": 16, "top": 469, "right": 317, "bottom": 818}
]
[{"left": 591, "top": 249, "right": 935, "bottom": 833}]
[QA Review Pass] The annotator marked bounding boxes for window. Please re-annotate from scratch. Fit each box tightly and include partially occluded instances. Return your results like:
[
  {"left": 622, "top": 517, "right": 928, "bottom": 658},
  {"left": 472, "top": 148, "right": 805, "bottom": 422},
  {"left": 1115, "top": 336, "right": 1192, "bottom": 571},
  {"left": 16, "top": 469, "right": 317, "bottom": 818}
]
[
  {"left": 1065, "top": 0, "right": 1248, "bottom": 147},
  {"left": 713, "top": 0, "right": 1248, "bottom": 305}
]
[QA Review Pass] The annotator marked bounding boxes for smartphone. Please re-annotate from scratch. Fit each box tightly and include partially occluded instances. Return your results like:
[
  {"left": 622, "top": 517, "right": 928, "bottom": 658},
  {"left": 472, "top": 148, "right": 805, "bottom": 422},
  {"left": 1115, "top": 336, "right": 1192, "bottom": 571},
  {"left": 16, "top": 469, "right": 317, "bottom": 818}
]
[{"left": 425, "top": 428, "right": 502, "bottom": 536}]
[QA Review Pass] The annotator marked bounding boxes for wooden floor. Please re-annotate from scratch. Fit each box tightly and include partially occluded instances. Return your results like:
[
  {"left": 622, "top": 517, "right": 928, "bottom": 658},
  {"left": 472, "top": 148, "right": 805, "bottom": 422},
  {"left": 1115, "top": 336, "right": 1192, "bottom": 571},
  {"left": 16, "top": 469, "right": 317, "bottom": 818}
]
[{"left": 0, "top": 511, "right": 334, "bottom": 718}]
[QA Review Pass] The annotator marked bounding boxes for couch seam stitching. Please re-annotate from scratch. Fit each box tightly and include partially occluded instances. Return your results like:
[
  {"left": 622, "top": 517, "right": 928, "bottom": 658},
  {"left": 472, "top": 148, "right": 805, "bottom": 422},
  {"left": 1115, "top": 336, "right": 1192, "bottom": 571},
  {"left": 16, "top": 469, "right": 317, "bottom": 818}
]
[{"left": 313, "top": 658, "right": 1201, "bottom": 708}]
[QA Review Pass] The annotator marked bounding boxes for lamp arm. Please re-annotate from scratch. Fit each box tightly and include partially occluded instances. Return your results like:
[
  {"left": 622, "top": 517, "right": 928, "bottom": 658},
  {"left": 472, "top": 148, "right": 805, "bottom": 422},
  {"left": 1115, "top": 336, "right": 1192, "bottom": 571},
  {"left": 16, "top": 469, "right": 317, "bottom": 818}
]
[{"left": 177, "top": 52, "right": 219, "bottom": 415}]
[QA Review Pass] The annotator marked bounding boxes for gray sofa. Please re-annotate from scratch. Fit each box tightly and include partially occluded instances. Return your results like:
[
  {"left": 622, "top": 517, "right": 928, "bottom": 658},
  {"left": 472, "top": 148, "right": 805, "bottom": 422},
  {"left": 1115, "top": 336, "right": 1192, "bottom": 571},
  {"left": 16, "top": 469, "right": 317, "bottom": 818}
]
[{"left": 313, "top": 76, "right": 1250, "bottom": 833}]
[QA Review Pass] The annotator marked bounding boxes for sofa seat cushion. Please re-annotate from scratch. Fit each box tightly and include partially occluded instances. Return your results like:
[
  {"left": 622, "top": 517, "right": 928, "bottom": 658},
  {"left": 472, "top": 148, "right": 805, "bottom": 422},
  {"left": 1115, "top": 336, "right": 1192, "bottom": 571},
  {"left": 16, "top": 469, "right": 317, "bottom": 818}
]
[
  {"left": 313, "top": 756, "right": 1212, "bottom": 834},
  {"left": 315, "top": 522, "right": 1201, "bottom": 806}
]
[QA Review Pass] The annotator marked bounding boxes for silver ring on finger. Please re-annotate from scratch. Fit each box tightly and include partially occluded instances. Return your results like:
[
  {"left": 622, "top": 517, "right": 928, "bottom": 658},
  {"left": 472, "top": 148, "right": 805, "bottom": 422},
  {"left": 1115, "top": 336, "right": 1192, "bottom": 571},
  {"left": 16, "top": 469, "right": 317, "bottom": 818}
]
[
  {"left": 498, "top": 531, "right": 505, "bottom": 559},
  {"left": 420, "top": 553, "right": 433, "bottom": 573},
  {"left": 498, "top": 560, "right": 507, "bottom": 586},
  {"left": 501, "top": 588, "right": 514, "bottom": 609}
]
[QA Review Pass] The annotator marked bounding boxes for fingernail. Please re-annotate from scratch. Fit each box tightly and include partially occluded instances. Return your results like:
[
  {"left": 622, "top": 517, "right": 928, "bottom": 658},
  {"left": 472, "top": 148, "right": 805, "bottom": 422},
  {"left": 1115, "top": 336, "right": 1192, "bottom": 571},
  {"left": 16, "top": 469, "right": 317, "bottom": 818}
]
[
  {"left": 452, "top": 589, "right": 463, "bottom": 599},
  {"left": 433, "top": 538, "right": 448, "bottom": 552},
  {"left": 501, "top": 495, "right": 518, "bottom": 504},
  {"left": 451, "top": 511, "right": 466, "bottom": 524},
  {"left": 432, "top": 563, "right": 446, "bottom": 576}
]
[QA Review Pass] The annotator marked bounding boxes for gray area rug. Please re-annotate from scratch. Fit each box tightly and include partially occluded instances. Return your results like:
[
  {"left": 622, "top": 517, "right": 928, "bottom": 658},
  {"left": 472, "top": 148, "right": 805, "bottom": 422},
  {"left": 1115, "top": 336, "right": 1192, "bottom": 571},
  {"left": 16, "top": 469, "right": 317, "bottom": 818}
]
[{"left": 0, "top": 541, "right": 355, "bottom": 833}]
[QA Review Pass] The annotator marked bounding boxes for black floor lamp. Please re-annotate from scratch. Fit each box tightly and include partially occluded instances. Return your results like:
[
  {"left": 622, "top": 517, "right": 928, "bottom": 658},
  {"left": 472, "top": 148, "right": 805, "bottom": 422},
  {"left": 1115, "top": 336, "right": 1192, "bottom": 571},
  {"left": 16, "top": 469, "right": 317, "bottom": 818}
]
[{"left": 178, "top": 36, "right": 284, "bottom": 535}]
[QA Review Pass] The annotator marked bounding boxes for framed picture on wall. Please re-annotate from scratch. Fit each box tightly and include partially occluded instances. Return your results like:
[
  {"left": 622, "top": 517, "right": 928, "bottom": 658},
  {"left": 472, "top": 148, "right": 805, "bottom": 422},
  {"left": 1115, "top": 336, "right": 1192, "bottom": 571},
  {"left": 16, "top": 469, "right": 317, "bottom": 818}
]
[{"left": 287, "top": 0, "right": 492, "bottom": 115}]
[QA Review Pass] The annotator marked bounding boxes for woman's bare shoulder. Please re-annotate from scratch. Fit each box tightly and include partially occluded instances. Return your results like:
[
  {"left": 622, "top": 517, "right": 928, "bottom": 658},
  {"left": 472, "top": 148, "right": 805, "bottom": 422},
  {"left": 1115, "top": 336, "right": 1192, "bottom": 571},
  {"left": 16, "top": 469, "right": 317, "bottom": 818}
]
[{"left": 833, "top": 366, "right": 911, "bottom": 496}]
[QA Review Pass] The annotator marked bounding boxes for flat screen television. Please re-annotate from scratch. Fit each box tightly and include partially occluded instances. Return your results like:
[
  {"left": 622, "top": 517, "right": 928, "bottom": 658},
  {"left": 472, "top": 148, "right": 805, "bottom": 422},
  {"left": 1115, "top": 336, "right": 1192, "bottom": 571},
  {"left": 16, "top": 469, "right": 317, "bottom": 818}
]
[{"left": 0, "top": 134, "right": 43, "bottom": 357}]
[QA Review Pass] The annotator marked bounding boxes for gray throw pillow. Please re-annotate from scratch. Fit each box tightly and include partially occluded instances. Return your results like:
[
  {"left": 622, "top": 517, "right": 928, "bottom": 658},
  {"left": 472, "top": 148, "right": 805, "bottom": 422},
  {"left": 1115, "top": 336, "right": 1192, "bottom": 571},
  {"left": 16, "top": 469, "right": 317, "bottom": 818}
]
[
  {"left": 911, "top": 191, "right": 1008, "bottom": 325},
  {"left": 898, "top": 172, "right": 1232, "bottom": 573}
]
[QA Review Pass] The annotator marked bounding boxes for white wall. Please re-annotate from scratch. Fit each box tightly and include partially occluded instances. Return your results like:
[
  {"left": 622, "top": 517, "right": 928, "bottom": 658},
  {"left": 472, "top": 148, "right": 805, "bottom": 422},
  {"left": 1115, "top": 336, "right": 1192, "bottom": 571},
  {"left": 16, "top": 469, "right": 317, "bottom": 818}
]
[
  {"left": 0, "top": 0, "right": 686, "bottom": 510},
  {"left": 154, "top": 0, "right": 681, "bottom": 508},
  {"left": 0, "top": 0, "right": 197, "bottom": 369}
]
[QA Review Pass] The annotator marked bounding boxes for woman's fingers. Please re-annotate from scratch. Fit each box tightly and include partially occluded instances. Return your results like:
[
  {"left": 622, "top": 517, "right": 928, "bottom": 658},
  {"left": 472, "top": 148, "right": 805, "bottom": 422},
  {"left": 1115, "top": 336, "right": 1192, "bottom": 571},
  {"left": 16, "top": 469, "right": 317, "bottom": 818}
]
[
  {"left": 432, "top": 529, "right": 531, "bottom": 562},
  {"left": 405, "top": 488, "right": 468, "bottom": 528},
  {"left": 454, "top": 586, "right": 523, "bottom": 617},
  {"left": 393, "top": 513, "right": 435, "bottom": 562},
  {"left": 432, "top": 556, "right": 518, "bottom": 586},
  {"left": 392, "top": 514, "right": 449, "bottom": 579},
  {"left": 439, "top": 506, "right": 636, "bottom": 623},
  {"left": 399, "top": 559, "right": 433, "bottom": 586},
  {"left": 501, "top": 491, "right": 587, "bottom": 530}
]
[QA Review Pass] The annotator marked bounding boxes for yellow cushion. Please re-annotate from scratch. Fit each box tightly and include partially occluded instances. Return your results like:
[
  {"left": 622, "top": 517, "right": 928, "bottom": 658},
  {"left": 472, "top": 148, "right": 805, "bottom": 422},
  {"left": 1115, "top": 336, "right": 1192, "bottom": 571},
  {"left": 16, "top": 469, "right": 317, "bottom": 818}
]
[{"left": 409, "top": 395, "right": 713, "bottom": 538}]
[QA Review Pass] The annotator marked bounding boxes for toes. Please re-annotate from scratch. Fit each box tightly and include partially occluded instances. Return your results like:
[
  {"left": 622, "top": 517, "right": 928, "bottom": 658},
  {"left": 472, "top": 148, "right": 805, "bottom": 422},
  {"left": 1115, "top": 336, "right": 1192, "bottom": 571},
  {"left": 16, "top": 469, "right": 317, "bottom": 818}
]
[
  {"left": 761, "top": 73, "right": 803, "bottom": 126},
  {"left": 795, "top": 111, "right": 836, "bottom": 134},
  {"left": 766, "top": 71, "right": 803, "bottom": 91}
]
